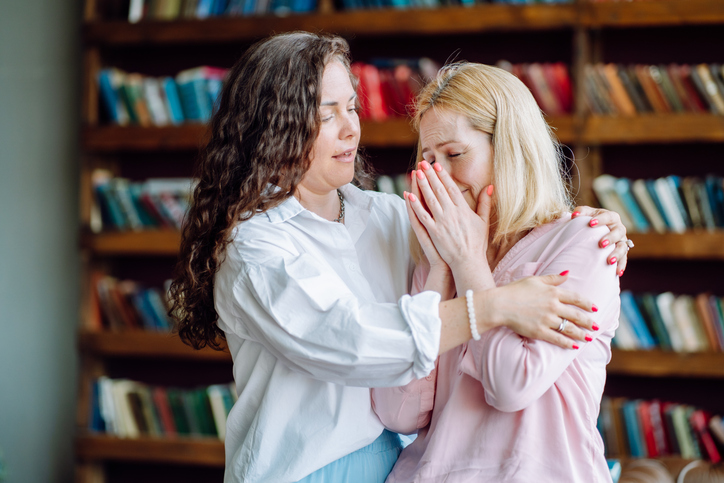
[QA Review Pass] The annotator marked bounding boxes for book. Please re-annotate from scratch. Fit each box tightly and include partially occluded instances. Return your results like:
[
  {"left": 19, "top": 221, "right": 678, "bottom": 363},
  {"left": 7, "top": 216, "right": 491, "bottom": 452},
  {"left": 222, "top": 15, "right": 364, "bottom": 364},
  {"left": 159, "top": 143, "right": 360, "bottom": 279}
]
[
  {"left": 694, "top": 293, "right": 722, "bottom": 351},
  {"left": 631, "top": 179, "right": 667, "bottom": 233},
  {"left": 638, "top": 401, "right": 658, "bottom": 457},
  {"left": 635, "top": 64, "right": 669, "bottom": 114},
  {"left": 592, "top": 175, "right": 635, "bottom": 232},
  {"left": 656, "top": 292, "right": 685, "bottom": 352},
  {"left": 620, "top": 65, "right": 653, "bottom": 114},
  {"left": 671, "top": 295, "right": 707, "bottom": 352},
  {"left": 613, "top": 177, "right": 651, "bottom": 233},
  {"left": 695, "top": 64, "right": 724, "bottom": 115},
  {"left": 622, "top": 400, "right": 647, "bottom": 457},
  {"left": 601, "top": 64, "right": 636, "bottom": 116},
  {"left": 681, "top": 177, "right": 703, "bottom": 229},
  {"left": 690, "top": 410, "right": 722, "bottom": 463},
  {"left": 620, "top": 291, "right": 656, "bottom": 349},
  {"left": 639, "top": 293, "right": 672, "bottom": 351},
  {"left": 653, "top": 177, "right": 686, "bottom": 233}
]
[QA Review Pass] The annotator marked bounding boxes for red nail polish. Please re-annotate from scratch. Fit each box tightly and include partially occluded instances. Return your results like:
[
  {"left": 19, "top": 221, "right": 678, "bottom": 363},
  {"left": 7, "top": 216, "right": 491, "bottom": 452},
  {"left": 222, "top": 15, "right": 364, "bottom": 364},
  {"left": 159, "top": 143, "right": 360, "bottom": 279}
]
[
  {"left": 559, "top": 270, "right": 569, "bottom": 276},
  {"left": 487, "top": 185, "right": 494, "bottom": 196},
  {"left": 590, "top": 219, "right": 599, "bottom": 227},
  {"left": 416, "top": 170, "right": 425, "bottom": 180},
  {"left": 420, "top": 161, "right": 430, "bottom": 170},
  {"left": 409, "top": 193, "right": 417, "bottom": 202},
  {"left": 601, "top": 239, "right": 610, "bottom": 248},
  {"left": 619, "top": 269, "right": 625, "bottom": 277},
  {"left": 592, "top": 304, "right": 598, "bottom": 312},
  {"left": 572, "top": 211, "right": 581, "bottom": 217},
  {"left": 572, "top": 345, "right": 580, "bottom": 350},
  {"left": 585, "top": 336, "right": 593, "bottom": 342},
  {"left": 403, "top": 191, "right": 408, "bottom": 200},
  {"left": 433, "top": 162, "right": 442, "bottom": 172},
  {"left": 592, "top": 324, "right": 599, "bottom": 331},
  {"left": 609, "top": 257, "right": 617, "bottom": 265}
]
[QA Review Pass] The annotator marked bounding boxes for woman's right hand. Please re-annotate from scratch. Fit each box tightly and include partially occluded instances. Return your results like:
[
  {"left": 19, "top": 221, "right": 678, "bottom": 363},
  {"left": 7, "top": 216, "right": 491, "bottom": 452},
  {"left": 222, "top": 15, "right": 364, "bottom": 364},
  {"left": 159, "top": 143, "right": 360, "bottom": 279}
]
[{"left": 481, "top": 272, "right": 599, "bottom": 348}]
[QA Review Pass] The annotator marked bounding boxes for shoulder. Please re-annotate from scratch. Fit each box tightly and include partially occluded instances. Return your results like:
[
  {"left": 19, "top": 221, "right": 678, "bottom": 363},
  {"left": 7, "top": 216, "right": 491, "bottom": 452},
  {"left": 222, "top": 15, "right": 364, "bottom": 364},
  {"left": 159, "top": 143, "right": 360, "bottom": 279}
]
[
  {"left": 543, "top": 214, "right": 609, "bottom": 249},
  {"left": 227, "top": 216, "right": 300, "bottom": 265}
]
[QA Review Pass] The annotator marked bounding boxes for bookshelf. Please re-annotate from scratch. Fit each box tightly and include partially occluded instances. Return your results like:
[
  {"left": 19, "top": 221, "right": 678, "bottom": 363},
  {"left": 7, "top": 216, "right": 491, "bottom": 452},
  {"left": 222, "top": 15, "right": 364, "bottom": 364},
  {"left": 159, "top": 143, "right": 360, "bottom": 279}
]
[{"left": 77, "top": 0, "right": 724, "bottom": 480}]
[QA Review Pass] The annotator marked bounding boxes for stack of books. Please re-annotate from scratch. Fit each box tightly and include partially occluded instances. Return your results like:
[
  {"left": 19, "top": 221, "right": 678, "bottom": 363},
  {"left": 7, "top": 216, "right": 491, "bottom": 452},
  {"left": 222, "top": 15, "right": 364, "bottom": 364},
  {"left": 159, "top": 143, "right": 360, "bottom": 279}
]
[
  {"left": 128, "top": 0, "right": 316, "bottom": 22},
  {"left": 97, "top": 66, "right": 228, "bottom": 126},
  {"left": 497, "top": 61, "right": 574, "bottom": 116},
  {"left": 598, "top": 397, "right": 724, "bottom": 463},
  {"left": 91, "top": 170, "right": 194, "bottom": 233},
  {"left": 593, "top": 174, "right": 724, "bottom": 233},
  {"left": 614, "top": 291, "right": 724, "bottom": 353},
  {"left": 88, "top": 377, "right": 237, "bottom": 440},
  {"left": 88, "top": 274, "right": 173, "bottom": 332},
  {"left": 584, "top": 63, "right": 724, "bottom": 116}
]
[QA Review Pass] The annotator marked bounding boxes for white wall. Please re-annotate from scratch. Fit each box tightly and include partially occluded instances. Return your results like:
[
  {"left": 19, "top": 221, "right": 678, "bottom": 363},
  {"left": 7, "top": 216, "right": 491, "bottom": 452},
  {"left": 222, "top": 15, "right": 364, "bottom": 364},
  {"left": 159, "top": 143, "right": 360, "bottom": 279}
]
[{"left": 0, "top": 0, "right": 81, "bottom": 481}]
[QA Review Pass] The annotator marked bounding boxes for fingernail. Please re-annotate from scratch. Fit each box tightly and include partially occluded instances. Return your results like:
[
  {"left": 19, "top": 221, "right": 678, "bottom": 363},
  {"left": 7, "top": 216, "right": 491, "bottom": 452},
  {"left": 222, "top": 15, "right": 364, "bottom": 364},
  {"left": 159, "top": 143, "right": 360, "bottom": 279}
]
[
  {"left": 592, "top": 304, "right": 598, "bottom": 312},
  {"left": 403, "top": 191, "right": 408, "bottom": 200},
  {"left": 420, "top": 161, "right": 430, "bottom": 171},
  {"left": 600, "top": 239, "right": 610, "bottom": 248},
  {"left": 590, "top": 219, "right": 599, "bottom": 227},
  {"left": 572, "top": 345, "right": 580, "bottom": 350},
  {"left": 592, "top": 324, "right": 599, "bottom": 331},
  {"left": 487, "top": 185, "right": 494, "bottom": 196},
  {"left": 559, "top": 270, "right": 569, "bottom": 276},
  {"left": 408, "top": 193, "right": 417, "bottom": 202},
  {"left": 433, "top": 163, "right": 442, "bottom": 172},
  {"left": 619, "top": 269, "right": 625, "bottom": 277},
  {"left": 585, "top": 336, "right": 593, "bottom": 342},
  {"left": 572, "top": 211, "right": 581, "bottom": 217},
  {"left": 416, "top": 170, "right": 425, "bottom": 180},
  {"left": 609, "top": 257, "right": 617, "bottom": 265}
]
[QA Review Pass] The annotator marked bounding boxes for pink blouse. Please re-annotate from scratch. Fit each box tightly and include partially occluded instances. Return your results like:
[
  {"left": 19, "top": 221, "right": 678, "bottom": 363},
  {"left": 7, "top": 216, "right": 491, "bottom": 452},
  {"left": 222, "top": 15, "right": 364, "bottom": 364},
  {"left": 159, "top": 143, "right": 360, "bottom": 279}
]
[{"left": 372, "top": 215, "right": 620, "bottom": 483}]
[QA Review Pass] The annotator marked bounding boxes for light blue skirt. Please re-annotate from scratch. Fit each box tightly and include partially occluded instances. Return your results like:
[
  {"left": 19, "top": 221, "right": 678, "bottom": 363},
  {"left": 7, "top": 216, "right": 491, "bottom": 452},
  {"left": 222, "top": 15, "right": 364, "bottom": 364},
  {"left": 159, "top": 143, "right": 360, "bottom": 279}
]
[{"left": 296, "top": 430, "right": 403, "bottom": 483}]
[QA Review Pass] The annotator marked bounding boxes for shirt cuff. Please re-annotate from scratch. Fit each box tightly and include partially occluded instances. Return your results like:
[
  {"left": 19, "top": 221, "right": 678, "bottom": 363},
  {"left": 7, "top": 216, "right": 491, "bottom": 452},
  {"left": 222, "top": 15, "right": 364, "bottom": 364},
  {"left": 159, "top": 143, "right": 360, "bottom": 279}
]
[{"left": 399, "top": 291, "right": 441, "bottom": 379}]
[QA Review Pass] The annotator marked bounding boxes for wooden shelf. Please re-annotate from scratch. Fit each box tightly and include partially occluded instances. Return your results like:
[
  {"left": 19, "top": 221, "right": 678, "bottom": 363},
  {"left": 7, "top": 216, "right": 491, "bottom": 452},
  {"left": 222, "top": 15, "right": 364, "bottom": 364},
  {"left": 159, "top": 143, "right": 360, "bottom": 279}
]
[
  {"left": 584, "top": 0, "right": 724, "bottom": 28},
  {"left": 84, "top": 4, "right": 577, "bottom": 45},
  {"left": 81, "top": 230, "right": 181, "bottom": 255},
  {"left": 580, "top": 114, "right": 724, "bottom": 145},
  {"left": 83, "top": 116, "right": 574, "bottom": 152},
  {"left": 76, "top": 435, "right": 225, "bottom": 466},
  {"left": 79, "top": 330, "right": 230, "bottom": 361},
  {"left": 608, "top": 349, "right": 724, "bottom": 378},
  {"left": 627, "top": 231, "right": 724, "bottom": 260}
]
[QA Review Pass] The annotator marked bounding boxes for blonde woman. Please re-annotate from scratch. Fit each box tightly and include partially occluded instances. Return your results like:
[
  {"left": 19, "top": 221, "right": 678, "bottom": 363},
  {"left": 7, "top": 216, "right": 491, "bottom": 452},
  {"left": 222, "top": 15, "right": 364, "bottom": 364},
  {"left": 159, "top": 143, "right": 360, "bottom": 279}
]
[{"left": 372, "top": 63, "right": 622, "bottom": 483}]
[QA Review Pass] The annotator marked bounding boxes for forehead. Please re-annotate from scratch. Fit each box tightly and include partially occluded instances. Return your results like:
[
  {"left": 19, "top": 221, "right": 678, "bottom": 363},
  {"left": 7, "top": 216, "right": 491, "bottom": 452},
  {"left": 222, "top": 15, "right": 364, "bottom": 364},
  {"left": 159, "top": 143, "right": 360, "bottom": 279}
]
[
  {"left": 419, "top": 108, "right": 470, "bottom": 146},
  {"left": 320, "top": 61, "right": 354, "bottom": 101}
]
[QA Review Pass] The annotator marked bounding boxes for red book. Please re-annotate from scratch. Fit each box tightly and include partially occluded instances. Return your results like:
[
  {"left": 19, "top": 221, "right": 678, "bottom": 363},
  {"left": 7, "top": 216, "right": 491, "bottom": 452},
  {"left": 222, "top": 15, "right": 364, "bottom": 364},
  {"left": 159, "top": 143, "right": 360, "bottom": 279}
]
[
  {"left": 690, "top": 410, "right": 722, "bottom": 463},
  {"left": 648, "top": 400, "right": 670, "bottom": 455},
  {"left": 377, "top": 68, "right": 399, "bottom": 118},
  {"left": 678, "top": 64, "right": 710, "bottom": 112},
  {"left": 350, "top": 62, "right": 371, "bottom": 120},
  {"left": 544, "top": 62, "right": 574, "bottom": 114},
  {"left": 638, "top": 401, "right": 659, "bottom": 457},
  {"left": 153, "top": 386, "right": 177, "bottom": 437},
  {"left": 359, "top": 64, "right": 387, "bottom": 121},
  {"left": 393, "top": 64, "right": 416, "bottom": 115}
]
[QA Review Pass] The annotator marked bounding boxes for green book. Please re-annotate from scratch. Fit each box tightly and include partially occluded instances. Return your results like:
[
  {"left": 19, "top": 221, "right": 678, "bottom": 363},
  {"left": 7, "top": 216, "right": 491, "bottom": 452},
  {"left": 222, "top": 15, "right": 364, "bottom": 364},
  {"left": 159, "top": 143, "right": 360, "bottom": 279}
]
[
  {"left": 166, "top": 388, "right": 191, "bottom": 435},
  {"left": 640, "top": 293, "right": 672, "bottom": 350}
]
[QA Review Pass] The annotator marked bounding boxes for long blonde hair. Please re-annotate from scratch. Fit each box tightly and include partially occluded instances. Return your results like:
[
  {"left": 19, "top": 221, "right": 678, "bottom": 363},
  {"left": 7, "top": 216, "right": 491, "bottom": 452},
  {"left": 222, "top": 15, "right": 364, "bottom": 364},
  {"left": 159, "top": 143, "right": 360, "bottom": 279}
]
[{"left": 413, "top": 62, "right": 573, "bottom": 248}]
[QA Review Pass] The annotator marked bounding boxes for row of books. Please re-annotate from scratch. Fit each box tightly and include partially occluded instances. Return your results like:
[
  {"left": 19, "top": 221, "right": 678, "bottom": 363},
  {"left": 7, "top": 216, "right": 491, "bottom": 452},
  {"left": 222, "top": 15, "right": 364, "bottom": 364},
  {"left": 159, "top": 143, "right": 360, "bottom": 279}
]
[
  {"left": 89, "top": 273, "right": 173, "bottom": 332},
  {"left": 129, "top": 0, "right": 316, "bottom": 21},
  {"left": 88, "top": 377, "right": 236, "bottom": 440},
  {"left": 593, "top": 174, "right": 724, "bottom": 234},
  {"left": 498, "top": 61, "right": 574, "bottom": 116},
  {"left": 91, "top": 170, "right": 193, "bottom": 232},
  {"left": 614, "top": 291, "right": 724, "bottom": 353},
  {"left": 584, "top": 63, "right": 724, "bottom": 116},
  {"left": 352, "top": 59, "right": 437, "bottom": 121},
  {"left": 98, "top": 66, "right": 228, "bottom": 126},
  {"left": 597, "top": 397, "right": 724, "bottom": 462}
]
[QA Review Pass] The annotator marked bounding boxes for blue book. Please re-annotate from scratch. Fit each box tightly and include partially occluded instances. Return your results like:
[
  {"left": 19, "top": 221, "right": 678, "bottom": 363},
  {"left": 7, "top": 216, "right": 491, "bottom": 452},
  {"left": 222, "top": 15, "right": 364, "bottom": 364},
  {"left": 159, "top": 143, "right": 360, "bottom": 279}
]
[
  {"left": 644, "top": 179, "right": 672, "bottom": 229},
  {"left": 196, "top": 0, "right": 215, "bottom": 18},
  {"left": 88, "top": 380, "right": 106, "bottom": 432},
  {"left": 705, "top": 175, "right": 724, "bottom": 227},
  {"left": 176, "top": 69, "right": 213, "bottom": 122},
  {"left": 97, "top": 69, "right": 121, "bottom": 123},
  {"left": 607, "top": 460, "right": 622, "bottom": 483},
  {"left": 95, "top": 183, "right": 128, "bottom": 230},
  {"left": 622, "top": 400, "right": 647, "bottom": 458},
  {"left": 213, "top": 0, "right": 230, "bottom": 15},
  {"left": 161, "top": 78, "right": 185, "bottom": 125},
  {"left": 613, "top": 178, "right": 651, "bottom": 233},
  {"left": 640, "top": 293, "right": 672, "bottom": 351},
  {"left": 666, "top": 176, "right": 692, "bottom": 228},
  {"left": 242, "top": 0, "right": 257, "bottom": 16},
  {"left": 620, "top": 291, "right": 656, "bottom": 349}
]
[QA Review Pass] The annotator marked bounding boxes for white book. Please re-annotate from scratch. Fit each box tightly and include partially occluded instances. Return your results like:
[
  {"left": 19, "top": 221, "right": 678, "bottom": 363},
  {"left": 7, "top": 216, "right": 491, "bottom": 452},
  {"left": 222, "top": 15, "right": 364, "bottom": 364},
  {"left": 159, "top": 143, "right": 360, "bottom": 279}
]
[
  {"left": 592, "top": 175, "right": 635, "bottom": 232},
  {"left": 98, "top": 376, "right": 118, "bottom": 435},
  {"left": 653, "top": 178, "right": 686, "bottom": 233},
  {"left": 207, "top": 385, "right": 229, "bottom": 440},
  {"left": 655, "top": 292, "right": 685, "bottom": 352},
  {"left": 142, "top": 78, "right": 171, "bottom": 126},
  {"left": 111, "top": 379, "right": 140, "bottom": 438},
  {"left": 613, "top": 311, "right": 639, "bottom": 350},
  {"left": 672, "top": 295, "right": 708, "bottom": 352},
  {"left": 128, "top": 0, "right": 145, "bottom": 23},
  {"left": 631, "top": 179, "right": 667, "bottom": 233}
]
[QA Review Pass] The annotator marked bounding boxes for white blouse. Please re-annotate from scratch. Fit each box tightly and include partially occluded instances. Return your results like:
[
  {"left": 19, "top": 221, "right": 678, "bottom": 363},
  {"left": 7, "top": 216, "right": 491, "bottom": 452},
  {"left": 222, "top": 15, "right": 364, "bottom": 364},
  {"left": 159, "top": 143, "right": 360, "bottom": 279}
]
[{"left": 214, "top": 184, "right": 442, "bottom": 483}]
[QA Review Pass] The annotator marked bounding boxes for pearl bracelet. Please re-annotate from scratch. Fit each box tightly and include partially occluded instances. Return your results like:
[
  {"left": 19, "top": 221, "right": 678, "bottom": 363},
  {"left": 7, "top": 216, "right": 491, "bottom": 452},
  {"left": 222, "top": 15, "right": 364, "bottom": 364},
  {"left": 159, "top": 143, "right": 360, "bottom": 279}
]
[{"left": 466, "top": 289, "right": 481, "bottom": 341}]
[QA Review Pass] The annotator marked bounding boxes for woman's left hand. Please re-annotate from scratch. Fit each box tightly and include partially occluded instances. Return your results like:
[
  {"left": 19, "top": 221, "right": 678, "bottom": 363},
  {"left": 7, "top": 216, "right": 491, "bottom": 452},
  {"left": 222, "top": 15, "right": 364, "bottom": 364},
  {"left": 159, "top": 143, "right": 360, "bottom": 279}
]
[{"left": 571, "top": 206, "right": 629, "bottom": 276}]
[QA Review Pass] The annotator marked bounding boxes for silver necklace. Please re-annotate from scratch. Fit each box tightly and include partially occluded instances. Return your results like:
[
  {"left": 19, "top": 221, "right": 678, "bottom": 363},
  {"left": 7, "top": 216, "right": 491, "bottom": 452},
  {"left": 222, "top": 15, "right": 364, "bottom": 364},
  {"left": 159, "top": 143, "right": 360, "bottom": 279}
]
[{"left": 333, "top": 190, "right": 345, "bottom": 223}]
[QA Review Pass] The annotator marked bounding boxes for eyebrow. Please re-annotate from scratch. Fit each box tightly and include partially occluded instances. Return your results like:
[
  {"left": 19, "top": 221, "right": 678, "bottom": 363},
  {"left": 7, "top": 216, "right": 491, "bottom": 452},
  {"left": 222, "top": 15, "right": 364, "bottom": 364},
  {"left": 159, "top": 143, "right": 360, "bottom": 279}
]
[
  {"left": 421, "top": 139, "right": 460, "bottom": 154},
  {"left": 320, "top": 93, "right": 358, "bottom": 107}
]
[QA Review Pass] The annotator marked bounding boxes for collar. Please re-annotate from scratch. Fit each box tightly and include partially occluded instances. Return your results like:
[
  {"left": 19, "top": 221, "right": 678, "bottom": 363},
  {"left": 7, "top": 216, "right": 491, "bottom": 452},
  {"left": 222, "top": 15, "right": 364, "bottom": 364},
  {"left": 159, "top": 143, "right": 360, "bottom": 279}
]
[{"left": 264, "top": 184, "right": 374, "bottom": 224}]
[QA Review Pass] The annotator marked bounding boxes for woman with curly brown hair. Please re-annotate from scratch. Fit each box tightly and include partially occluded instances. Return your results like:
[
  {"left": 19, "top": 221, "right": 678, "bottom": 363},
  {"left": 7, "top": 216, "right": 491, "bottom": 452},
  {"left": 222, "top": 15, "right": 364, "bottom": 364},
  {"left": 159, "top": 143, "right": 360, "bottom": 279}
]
[{"left": 168, "top": 32, "right": 628, "bottom": 483}]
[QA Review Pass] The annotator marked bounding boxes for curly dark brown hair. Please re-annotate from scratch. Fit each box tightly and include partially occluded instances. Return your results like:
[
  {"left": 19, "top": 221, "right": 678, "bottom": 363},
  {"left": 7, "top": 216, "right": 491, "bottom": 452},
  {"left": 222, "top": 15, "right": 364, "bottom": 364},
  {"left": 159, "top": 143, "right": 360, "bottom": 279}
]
[{"left": 169, "top": 31, "right": 370, "bottom": 350}]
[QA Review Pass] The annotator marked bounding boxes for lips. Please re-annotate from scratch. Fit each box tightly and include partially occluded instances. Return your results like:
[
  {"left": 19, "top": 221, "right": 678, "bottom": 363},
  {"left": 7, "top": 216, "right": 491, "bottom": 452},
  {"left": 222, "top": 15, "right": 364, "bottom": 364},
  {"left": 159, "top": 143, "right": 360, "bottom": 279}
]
[{"left": 333, "top": 149, "right": 356, "bottom": 163}]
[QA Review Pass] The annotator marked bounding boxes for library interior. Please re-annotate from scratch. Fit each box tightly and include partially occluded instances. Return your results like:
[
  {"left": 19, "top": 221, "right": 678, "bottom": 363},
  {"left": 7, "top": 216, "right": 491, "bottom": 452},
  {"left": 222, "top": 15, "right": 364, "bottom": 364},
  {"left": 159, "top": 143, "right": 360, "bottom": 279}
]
[{"left": 2, "top": 0, "right": 724, "bottom": 482}]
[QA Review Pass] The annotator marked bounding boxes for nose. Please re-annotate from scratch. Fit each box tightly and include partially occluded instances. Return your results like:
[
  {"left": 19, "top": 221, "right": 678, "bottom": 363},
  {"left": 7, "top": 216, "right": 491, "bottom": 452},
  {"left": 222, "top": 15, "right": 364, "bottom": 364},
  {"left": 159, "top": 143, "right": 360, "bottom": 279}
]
[{"left": 340, "top": 109, "right": 360, "bottom": 140}]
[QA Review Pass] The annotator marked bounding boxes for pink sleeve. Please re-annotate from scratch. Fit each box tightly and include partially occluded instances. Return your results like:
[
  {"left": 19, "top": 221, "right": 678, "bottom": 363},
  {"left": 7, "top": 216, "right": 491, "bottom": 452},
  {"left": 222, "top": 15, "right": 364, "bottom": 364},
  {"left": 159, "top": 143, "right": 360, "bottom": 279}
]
[
  {"left": 372, "top": 263, "right": 436, "bottom": 433},
  {"left": 460, "top": 220, "right": 621, "bottom": 412}
]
